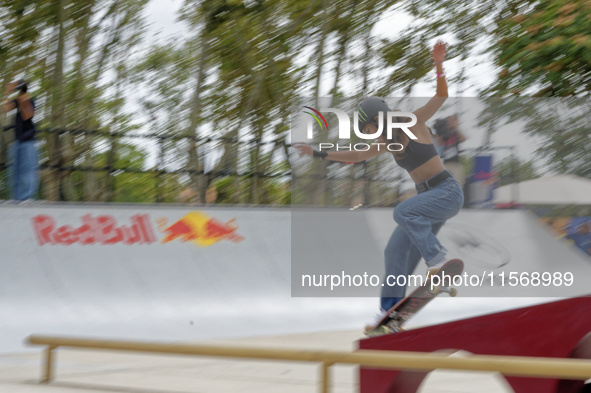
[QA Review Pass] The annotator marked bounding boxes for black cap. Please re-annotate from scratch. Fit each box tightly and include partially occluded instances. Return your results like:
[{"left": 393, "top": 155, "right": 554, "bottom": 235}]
[{"left": 356, "top": 96, "right": 390, "bottom": 132}]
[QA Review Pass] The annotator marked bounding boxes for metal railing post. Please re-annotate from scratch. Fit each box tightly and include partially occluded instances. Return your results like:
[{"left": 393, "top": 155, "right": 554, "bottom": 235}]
[
  {"left": 42, "top": 345, "right": 57, "bottom": 384},
  {"left": 320, "top": 362, "right": 333, "bottom": 393}
]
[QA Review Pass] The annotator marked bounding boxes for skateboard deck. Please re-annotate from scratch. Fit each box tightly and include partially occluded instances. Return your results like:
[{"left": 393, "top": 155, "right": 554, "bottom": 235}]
[{"left": 365, "top": 259, "right": 464, "bottom": 336}]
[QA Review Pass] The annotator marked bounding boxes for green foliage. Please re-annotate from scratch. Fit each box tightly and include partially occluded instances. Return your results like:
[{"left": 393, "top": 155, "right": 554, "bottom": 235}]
[
  {"left": 2, "top": 0, "right": 589, "bottom": 205},
  {"left": 395, "top": 0, "right": 591, "bottom": 180},
  {"left": 0, "top": 169, "right": 8, "bottom": 199},
  {"left": 477, "top": 97, "right": 591, "bottom": 178},
  {"left": 494, "top": 156, "right": 538, "bottom": 186},
  {"left": 490, "top": 0, "right": 591, "bottom": 96},
  {"left": 212, "top": 176, "right": 239, "bottom": 204}
]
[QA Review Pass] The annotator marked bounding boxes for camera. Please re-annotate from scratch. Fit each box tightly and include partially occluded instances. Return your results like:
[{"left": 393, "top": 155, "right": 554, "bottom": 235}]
[
  {"left": 13, "top": 79, "right": 27, "bottom": 93},
  {"left": 433, "top": 118, "right": 451, "bottom": 140}
]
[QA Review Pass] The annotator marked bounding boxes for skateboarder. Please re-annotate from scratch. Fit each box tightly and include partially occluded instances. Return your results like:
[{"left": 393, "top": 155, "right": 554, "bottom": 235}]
[{"left": 294, "top": 41, "right": 464, "bottom": 324}]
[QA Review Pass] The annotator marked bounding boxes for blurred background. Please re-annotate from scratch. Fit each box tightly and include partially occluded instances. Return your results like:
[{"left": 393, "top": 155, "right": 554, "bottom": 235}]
[{"left": 0, "top": 0, "right": 589, "bottom": 219}]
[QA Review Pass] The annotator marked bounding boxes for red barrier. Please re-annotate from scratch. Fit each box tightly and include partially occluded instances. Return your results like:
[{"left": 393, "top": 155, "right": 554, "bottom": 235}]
[{"left": 358, "top": 296, "right": 591, "bottom": 393}]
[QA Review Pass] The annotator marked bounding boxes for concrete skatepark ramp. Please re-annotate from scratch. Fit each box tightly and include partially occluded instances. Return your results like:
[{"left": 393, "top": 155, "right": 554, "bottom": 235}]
[
  {"left": 1, "top": 203, "right": 377, "bottom": 353},
  {"left": 1, "top": 203, "right": 590, "bottom": 353}
]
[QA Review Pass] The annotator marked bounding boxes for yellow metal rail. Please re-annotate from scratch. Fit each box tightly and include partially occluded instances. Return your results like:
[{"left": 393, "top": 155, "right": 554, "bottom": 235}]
[{"left": 27, "top": 334, "right": 591, "bottom": 393}]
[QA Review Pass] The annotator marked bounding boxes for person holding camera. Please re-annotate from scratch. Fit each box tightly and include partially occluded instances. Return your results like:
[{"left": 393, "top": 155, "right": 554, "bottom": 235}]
[
  {"left": 2, "top": 79, "right": 39, "bottom": 201},
  {"left": 433, "top": 114, "right": 466, "bottom": 187}
]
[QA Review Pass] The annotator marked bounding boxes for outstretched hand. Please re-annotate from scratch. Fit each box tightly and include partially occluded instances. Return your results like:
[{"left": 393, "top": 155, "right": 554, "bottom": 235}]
[
  {"left": 432, "top": 40, "right": 447, "bottom": 64},
  {"left": 293, "top": 143, "right": 314, "bottom": 157}
]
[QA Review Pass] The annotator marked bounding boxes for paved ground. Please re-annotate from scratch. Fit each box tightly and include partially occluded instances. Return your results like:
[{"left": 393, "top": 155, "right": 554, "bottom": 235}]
[{"left": 0, "top": 330, "right": 513, "bottom": 393}]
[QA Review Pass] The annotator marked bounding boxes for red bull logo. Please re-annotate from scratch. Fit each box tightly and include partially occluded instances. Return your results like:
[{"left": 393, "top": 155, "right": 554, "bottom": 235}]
[
  {"left": 157, "top": 211, "right": 244, "bottom": 247},
  {"left": 30, "top": 211, "right": 243, "bottom": 247},
  {"left": 32, "top": 214, "right": 156, "bottom": 246}
]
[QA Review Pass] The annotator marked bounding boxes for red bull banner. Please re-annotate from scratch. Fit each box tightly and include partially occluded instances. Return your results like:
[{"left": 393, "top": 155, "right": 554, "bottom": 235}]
[
  {"left": 31, "top": 211, "right": 243, "bottom": 247},
  {"left": 33, "top": 214, "right": 157, "bottom": 246},
  {"left": 157, "top": 211, "right": 244, "bottom": 247},
  {"left": 468, "top": 155, "right": 498, "bottom": 208}
]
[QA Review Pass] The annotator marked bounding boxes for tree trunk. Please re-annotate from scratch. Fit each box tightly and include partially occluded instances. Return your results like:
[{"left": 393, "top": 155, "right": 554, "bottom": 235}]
[
  {"left": 0, "top": 65, "right": 11, "bottom": 198},
  {"left": 72, "top": 2, "right": 98, "bottom": 201},
  {"left": 187, "top": 32, "right": 210, "bottom": 204},
  {"left": 360, "top": 28, "right": 373, "bottom": 99},
  {"left": 311, "top": 17, "right": 332, "bottom": 206},
  {"left": 47, "top": 0, "right": 67, "bottom": 201}
]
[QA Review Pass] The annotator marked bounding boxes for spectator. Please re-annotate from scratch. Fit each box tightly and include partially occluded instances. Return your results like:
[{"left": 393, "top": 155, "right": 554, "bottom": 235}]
[
  {"left": 433, "top": 114, "right": 467, "bottom": 187},
  {"left": 2, "top": 79, "right": 39, "bottom": 201}
]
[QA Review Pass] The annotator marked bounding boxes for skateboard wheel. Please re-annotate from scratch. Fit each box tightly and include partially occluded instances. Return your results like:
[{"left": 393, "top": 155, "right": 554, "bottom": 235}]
[
  {"left": 429, "top": 286, "right": 440, "bottom": 295},
  {"left": 449, "top": 288, "right": 457, "bottom": 297},
  {"left": 379, "top": 325, "right": 391, "bottom": 335}
]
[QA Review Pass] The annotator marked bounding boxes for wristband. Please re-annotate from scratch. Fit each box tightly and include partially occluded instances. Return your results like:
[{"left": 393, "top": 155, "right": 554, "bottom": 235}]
[
  {"left": 313, "top": 150, "right": 328, "bottom": 159},
  {"left": 437, "top": 72, "right": 446, "bottom": 78}
]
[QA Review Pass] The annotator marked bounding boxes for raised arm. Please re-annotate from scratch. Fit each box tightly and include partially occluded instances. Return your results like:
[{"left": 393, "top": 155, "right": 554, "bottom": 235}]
[
  {"left": 413, "top": 41, "right": 449, "bottom": 124},
  {"left": 2, "top": 82, "right": 17, "bottom": 113},
  {"left": 16, "top": 93, "right": 34, "bottom": 121}
]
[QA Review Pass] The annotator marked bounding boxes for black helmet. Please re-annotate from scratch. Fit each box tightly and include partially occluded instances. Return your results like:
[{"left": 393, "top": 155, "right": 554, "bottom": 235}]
[{"left": 356, "top": 96, "right": 390, "bottom": 132}]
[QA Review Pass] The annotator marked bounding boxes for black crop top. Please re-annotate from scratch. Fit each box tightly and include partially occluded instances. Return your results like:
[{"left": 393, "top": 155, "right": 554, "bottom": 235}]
[{"left": 393, "top": 139, "right": 439, "bottom": 172}]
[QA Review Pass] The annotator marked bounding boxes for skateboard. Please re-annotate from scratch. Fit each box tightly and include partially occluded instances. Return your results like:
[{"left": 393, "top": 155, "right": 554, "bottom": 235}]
[{"left": 365, "top": 259, "right": 464, "bottom": 336}]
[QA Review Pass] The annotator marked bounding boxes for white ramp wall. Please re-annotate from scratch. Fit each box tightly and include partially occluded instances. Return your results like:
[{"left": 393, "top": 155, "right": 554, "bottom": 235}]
[
  {"left": 1, "top": 203, "right": 589, "bottom": 352},
  {"left": 0, "top": 204, "right": 375, "bottom": 353}
]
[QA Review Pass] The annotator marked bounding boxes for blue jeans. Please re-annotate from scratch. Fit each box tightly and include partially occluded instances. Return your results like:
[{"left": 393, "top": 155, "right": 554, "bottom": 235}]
[
  {"left": 381, "top": 171, "right": 464, "bottom": 311},
  {"left": 8, "top": 140, "right": 39, "bottom": 200}
]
